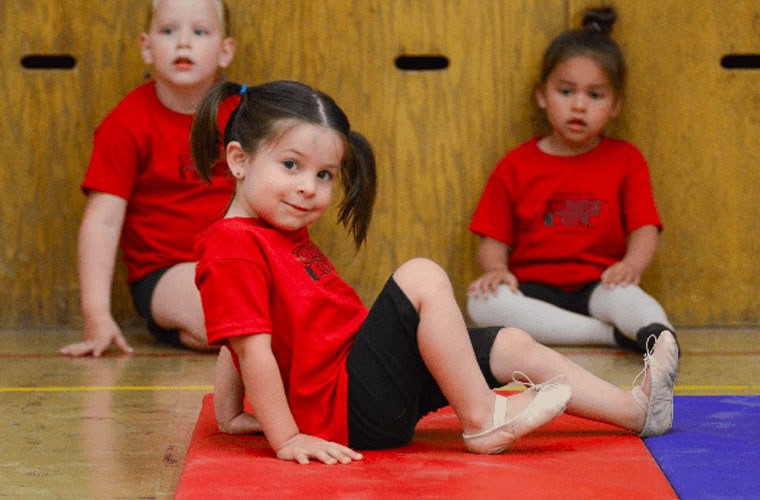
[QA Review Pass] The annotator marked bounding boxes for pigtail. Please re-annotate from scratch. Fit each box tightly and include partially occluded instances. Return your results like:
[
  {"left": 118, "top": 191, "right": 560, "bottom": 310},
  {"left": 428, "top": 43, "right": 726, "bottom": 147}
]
[
  {"left": 191, "top": 81, "right": 243, "bottom": 182},
  {"left": 581, "top": 7, "right": 617, "bottom": 36},
  {"left": 338, "top": 131, "right": 377, "bottom": 249}
]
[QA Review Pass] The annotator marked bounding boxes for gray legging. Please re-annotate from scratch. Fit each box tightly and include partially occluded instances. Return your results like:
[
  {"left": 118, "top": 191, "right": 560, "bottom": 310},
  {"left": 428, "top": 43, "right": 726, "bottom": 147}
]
[{"left": 467, "top": 283, "right": 672, "bottom": 346}]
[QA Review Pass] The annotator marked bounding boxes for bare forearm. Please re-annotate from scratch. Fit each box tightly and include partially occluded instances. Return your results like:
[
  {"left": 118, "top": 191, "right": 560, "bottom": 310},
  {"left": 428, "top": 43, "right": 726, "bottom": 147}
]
[
  {"left": 231, "top": 335, "right": 299, "bottom": 451},
  {"left": 78, "top": 194, "right": 126, "bottom": 318},
  {"left": 622, "top": 225, "right": 660, "bottom": 273},
  {"left": 477, "top": 237, "right": 510, "bottom": 273}
]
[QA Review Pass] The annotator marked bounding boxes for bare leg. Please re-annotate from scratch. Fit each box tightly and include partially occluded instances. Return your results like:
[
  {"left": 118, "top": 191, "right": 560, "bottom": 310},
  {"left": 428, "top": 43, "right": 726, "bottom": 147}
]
[
  {"left": 392, "top": 259, "right": 493, "bottom": 433},
  {"left": 489, "top": 327, "right": 647, "bottom": 431},
  {"left": 150, "top": 262, "right": 215, "bottom": 351},
  {"left": 392, "top": 259, "right": 544, "bottom": 434}
]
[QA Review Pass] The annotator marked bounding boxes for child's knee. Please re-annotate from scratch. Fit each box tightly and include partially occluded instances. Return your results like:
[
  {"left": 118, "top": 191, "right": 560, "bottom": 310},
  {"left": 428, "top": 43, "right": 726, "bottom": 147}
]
[
  {"left": 394, "top": 258, "right": 450, "bottom": 291},
  {"left": 496, "top": 326, "right": 537, "bottom": 352}
]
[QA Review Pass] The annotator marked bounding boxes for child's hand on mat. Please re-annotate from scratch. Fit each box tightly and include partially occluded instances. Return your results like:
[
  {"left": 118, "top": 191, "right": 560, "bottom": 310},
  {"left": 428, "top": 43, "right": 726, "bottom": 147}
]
[
  {"left": 276, "top": 433, "right": 363, "bottom": 465},
  {"left": 59, "top": 315, "right": 133, "bottom": 357}
]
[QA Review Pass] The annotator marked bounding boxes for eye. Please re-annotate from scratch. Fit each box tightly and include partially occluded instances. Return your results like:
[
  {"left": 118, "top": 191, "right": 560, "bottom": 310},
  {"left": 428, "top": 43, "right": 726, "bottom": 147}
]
[
  {"left": 558, "top": 88, "right": 573, "bottom": 96},
  {"left": 317, "top": 170, "right": 333, "bottom": 181},
  {"left": 283, "top": 160, "right": 297, "bottom": 170},
  {"left": 159, "top": 27, "right": 174, "bottom": 35},
  {"left": 194, "top": 28, "right": 209, "bottom": 36},
  {"left": 589, "top": 91, "right": 605, "bottom": 100}
]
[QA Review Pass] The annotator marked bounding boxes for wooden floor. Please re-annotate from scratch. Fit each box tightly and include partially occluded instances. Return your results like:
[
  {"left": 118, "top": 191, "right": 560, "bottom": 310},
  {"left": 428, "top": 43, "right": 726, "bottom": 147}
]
[{"left": 1, "top": 328, "right": 759, "bottom": 499}]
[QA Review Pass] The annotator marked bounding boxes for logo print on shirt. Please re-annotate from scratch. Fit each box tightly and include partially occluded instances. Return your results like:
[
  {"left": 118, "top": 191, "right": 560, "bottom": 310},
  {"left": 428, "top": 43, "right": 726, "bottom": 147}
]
[
  {"left": 177, "top": 152, "right": 202, "bottom": 180},
  {"left": 544, "top": 199, "right": 602, "bottom": 227},
  {"left": 292, "top": 242, "right": 335, "bottom": 282}
]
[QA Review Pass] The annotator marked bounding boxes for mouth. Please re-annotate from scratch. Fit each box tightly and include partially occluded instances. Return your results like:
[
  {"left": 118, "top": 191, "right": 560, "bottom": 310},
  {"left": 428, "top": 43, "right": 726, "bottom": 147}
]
[
  {"left": 285, "top": 202, "right": 309, "bottom": 212},
  {"left": 567, "top": 119, "right": 586, "bottom": 131},
  {"left": 173, "top": 56, "right": 194, "bottom": 69}
]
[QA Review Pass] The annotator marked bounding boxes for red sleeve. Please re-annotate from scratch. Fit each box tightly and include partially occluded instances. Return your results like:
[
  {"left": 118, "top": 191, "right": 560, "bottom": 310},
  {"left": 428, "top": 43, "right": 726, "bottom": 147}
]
[
  {"left": 196, "top": 225, "right": 273, "bottom": 346},
  {"left": 81, "top": 119, "right": 140, "bottom": 199},
  {"left": 620, "top": 146, "right": 663, "bottom": 233},
  {"left": 469, "top": 155, "right": 514, "bottom": 245}
]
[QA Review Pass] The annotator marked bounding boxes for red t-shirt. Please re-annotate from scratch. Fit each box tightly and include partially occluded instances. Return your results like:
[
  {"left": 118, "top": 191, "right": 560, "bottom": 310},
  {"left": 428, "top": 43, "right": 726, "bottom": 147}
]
[
  {"left": 470, "top": 137, "right": 662, "bottom": 290},
  {"left": 195, "top": 217, "right": 368, "bottom": 445},
  {"left": 81, "top": 82, "right": 237, "bottom": 283}
]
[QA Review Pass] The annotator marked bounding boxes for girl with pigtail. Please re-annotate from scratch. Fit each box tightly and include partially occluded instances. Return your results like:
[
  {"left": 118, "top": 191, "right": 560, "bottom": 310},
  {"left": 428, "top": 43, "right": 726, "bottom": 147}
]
[{"left": 191, "top": 80, "right": 677, "bottom": 465}]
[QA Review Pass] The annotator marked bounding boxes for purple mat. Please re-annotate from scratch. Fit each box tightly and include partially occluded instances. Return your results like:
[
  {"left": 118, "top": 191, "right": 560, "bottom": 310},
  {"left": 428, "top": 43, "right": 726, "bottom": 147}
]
[{"left": 645, "top": 396, "right": 760, "bottom": 499}]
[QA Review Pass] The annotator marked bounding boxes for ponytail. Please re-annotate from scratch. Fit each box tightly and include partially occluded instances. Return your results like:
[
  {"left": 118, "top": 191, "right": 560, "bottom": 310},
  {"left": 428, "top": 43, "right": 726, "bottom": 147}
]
[
  {"left": 191, "top": 81, "right": 245, "bottom": 182},
  {"left": 339, "top": 131, "right": 376, "bottom": 249}
]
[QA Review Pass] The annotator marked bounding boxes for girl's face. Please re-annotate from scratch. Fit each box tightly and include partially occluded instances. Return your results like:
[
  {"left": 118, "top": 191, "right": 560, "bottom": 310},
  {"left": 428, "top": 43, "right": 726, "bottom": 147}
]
[
  {"left": 225, "top": 123, "right": 345, "bottom": 232},
  {"left": 140, "top": 0, "right": 234, "bottom": 93},
  {"left": 535, "top": 55, "right": 622, "bottom": 156}
]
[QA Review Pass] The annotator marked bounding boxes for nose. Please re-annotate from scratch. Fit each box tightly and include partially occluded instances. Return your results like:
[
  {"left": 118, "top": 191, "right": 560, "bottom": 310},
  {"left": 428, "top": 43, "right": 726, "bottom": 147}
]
[
  {"left": 177, "top": 28, "right": 191, "bottom": 48},
  {"left": 297, "top": 176, "right": 316, "bottom": 197},
  {"left": 571, "top": 93, "right": 587, "bottom": 111}
]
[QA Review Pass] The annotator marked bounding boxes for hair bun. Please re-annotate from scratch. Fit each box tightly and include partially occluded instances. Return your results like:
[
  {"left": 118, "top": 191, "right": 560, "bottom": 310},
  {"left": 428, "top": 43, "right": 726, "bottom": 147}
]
[{"left": 581, "top": 7, "right": 617, "bottom": 35}]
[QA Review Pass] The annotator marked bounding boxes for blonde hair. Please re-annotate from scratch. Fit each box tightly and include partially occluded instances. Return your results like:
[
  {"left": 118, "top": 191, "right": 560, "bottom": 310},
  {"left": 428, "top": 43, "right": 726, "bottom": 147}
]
[{"left": 150, "top": 0, "right": 230, "bottom": 37}]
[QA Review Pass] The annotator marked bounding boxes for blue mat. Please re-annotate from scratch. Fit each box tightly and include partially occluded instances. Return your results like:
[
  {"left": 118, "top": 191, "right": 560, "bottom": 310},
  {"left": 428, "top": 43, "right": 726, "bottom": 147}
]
[{"left": 645, "top": 396, "right": 760, "bottom": 500}]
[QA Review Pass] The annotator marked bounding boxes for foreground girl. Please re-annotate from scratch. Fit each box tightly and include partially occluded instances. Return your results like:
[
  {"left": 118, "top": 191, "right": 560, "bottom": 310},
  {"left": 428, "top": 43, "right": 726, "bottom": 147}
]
[{"left": 191, "top": 80, "right": 678, "bottom": 464}]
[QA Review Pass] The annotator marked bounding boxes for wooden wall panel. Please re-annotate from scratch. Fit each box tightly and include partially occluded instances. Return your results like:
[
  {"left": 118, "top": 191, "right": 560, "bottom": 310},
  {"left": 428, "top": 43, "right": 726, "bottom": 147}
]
[
  {"left": 0, "top": 1, "right": 757, "bottom": 329},
  {"left": 572, "top": 0, "right": 760, "bottom": 325},
  {"left": 0, "top": 1, "right": 146, "bottom": 328},
  {"left": 227, "top": 0, "right": 565, "bottom": 311}
]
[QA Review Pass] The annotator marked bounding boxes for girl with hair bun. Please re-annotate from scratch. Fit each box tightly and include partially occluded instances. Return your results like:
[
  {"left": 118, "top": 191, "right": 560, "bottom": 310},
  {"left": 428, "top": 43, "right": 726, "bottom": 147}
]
[{"left": 468, "top": 7, "right": 678, "bottom": 354}]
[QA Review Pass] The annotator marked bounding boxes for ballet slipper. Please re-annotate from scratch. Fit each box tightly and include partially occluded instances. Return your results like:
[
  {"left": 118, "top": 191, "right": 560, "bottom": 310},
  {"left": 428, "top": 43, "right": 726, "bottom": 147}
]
[
  {"left": 631, "top": 330, "right": 679, "bottom": 437},
  {"left": 462, "top": 373, "right": 572, "bottom": 454}
]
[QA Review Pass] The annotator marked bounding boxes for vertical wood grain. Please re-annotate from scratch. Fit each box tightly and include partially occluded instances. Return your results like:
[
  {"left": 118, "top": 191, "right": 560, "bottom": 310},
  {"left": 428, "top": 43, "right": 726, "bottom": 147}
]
[{"left": 0, "top": 0, "right": 757, "bottom": 328}]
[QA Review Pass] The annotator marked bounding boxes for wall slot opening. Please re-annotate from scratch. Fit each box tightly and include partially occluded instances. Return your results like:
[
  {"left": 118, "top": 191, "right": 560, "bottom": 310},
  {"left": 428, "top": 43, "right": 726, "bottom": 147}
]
[
  {"left": 395, "top": 55, "right": 449, "bottom": 71},
  {"left": 21, "top": 54, "right": 77, "bottom": 70}
]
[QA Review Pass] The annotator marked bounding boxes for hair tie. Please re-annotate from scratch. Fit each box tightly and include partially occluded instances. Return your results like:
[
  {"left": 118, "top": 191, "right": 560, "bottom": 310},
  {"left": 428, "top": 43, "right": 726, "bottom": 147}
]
[{"left": 239, "top": 84, "right": 248, "bottom": 96}]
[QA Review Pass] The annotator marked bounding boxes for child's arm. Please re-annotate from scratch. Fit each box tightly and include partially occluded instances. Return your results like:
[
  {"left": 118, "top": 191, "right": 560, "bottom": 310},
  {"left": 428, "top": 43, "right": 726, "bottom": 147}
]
[
  {"left": 601, "top": 224, "right": 660, "bottom": 288},
  {"left": 467, "top": 237, "right": 519, "bottom": 297},
  {"left": 213, "top": 346, "right": 262, "bottom": 434},
  {"left": 229, "top": 334, "right": 363, "bottom": 465},
  {"left": 60, "top": 192, "right": 133, "bottom": 357}
]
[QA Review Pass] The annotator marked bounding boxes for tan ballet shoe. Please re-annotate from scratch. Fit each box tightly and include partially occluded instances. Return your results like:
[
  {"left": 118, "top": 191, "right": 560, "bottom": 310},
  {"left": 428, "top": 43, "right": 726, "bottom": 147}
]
[
  {"left": 463, "top": 374, "right": 572, "bottom": 454},
  {"left": 631, "top": 330, "right": 679, "bottom": 437}
]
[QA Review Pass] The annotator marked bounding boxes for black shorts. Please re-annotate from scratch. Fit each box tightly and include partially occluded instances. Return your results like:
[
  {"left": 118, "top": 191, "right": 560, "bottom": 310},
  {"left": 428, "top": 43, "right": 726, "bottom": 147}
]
[
  {"left": 346, "top": 276, "right": 502, "bottom": 450},
  {"left": 519, "top": 280, "right": 601, "bottom": 316},
  {"left": 129, "top": 267, "right": 183, "bottom": 347}
]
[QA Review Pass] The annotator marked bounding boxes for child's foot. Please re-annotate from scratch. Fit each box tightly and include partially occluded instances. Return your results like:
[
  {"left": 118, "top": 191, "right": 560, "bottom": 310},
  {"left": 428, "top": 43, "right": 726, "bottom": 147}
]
[
  {"left": 631, "top": 330, "right": 679, "bottom": 437},
  {"left": 636, "top": 323, "right": 681, "bottom": 357},
  {"left": 462, "top": 376, "right": 572, "bottom": 454}
]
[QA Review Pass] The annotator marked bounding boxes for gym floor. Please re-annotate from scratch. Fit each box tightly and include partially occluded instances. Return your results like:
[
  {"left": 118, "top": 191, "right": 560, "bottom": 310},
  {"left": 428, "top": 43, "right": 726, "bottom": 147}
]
[{"left": 1, "top": 328, "right": 758, "bottom": 498}]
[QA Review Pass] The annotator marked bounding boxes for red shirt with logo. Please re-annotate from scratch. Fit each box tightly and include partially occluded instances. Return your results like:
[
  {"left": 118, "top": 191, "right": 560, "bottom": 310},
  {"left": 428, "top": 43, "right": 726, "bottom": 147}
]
[
  {"left": 195, "top": 217, "right": 368, "bottom": 445},
  {"left": 82, "top": 82, "right": 237, "bottom": 283},
  {"left": 470, "top": 137, "right": 662, "bottom": 290}
]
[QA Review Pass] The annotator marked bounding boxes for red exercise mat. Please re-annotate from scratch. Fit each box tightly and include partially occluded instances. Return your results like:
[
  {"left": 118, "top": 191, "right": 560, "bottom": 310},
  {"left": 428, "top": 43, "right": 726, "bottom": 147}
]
[{"left": 176, "top": 394, "right": 676, "bottom": 499}]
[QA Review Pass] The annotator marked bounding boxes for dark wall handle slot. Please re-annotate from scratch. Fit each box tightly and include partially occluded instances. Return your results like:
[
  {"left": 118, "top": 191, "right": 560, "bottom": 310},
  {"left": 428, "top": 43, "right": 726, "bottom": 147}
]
[
  {"left": 21, "top": 54, "right": 77, "bottom": 70},
  {"left": 395, "top": 55, "right": 449, "bottom": 71},
  {"left": 721, "top": 54, "right": 760, "bottom": 70}
]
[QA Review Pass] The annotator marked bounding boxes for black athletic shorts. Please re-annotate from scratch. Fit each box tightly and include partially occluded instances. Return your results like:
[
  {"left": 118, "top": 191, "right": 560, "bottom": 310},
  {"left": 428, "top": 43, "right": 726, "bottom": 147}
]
[
  {"left": 519, "top": 280, "right": 601, "bottom": 316},
  {"left": 346, "top": 276, "right": 502, "bottom": 450},
  {"left": 129, "top": 267, "right": 183, "bottom": 347}
]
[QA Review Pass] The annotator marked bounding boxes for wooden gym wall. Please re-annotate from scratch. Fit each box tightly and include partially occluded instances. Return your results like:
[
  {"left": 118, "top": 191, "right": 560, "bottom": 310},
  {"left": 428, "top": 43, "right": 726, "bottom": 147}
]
[{"left": 0, "top": 0, "right": 757, "bottom": 330}]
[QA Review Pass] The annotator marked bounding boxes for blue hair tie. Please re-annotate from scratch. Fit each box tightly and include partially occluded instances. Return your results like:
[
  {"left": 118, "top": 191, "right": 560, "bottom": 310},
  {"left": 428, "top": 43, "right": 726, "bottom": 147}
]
[{"left": 239, "top": 84, "right": 247, "bottom": 96}]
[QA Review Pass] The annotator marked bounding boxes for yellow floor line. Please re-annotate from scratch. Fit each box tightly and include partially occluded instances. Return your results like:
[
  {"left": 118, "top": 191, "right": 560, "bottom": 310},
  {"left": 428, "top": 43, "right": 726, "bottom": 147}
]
[
  {"left": 0, "top": 385, "right": 213, "bottom": 392},
  {"left": 2, "top": 384, "right": 759, "bottom": 394}
]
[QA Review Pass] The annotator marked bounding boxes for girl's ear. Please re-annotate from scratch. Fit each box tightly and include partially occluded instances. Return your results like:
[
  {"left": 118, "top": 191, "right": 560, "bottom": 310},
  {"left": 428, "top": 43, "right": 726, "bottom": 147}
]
[
  {"left": 218, "top": 38, "right": 236, "bottom": 69},
  {"left": 535, "top": 85, "right": 547, "bottom": 110},
  {"left": 139, "top": 33, "right": 154, "bottom": 65},
  {"left": 226, "top": 141, "right": 248, "bottom": 179},
  {"left": 610, "top": 96, "right": 623, "bottom": 118}
]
